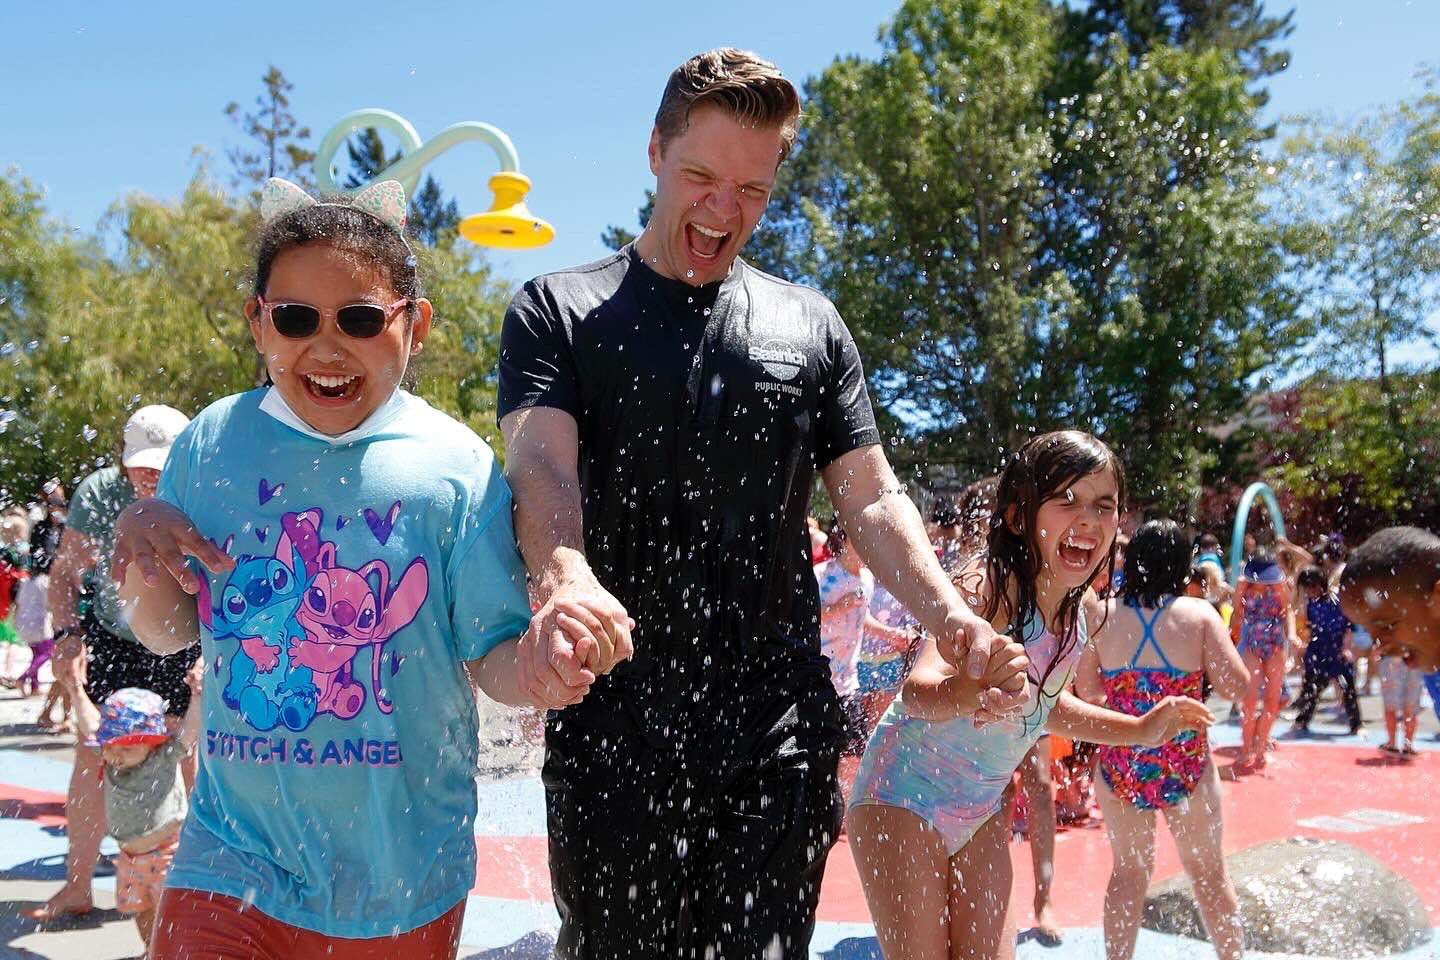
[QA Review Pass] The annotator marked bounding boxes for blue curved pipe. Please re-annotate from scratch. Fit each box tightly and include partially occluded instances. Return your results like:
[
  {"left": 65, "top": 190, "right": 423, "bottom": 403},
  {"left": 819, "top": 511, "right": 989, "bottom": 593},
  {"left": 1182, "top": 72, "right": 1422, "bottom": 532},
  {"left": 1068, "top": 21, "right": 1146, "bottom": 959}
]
[{"left": 1229, "top": 481, "right": 1287, "bottom": 584}]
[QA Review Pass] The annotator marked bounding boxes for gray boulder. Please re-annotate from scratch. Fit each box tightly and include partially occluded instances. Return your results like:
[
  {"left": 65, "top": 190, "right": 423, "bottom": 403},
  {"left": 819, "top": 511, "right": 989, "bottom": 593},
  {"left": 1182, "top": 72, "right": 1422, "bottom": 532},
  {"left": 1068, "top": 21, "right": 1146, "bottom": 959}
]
[{"left": 1143, "top": 838, "right": 1430, "bottom": 958}]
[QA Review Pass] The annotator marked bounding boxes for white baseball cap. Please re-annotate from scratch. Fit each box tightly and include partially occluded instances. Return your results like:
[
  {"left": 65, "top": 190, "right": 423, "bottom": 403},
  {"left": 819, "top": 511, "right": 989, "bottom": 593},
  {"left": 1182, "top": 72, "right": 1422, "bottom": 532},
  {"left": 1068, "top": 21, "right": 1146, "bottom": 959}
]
[{"left": 122, "top": 405, "right": 191, "bottom": 471}]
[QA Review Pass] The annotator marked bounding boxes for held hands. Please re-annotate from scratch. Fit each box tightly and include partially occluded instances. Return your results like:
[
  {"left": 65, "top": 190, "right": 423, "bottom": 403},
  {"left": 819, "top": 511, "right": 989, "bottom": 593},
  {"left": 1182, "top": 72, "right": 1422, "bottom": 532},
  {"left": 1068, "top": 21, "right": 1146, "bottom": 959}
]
[
  {"left": 113, "top": 498, "right": 234, "bottom": 594},
  {"left": 1139, "top": 695, "right": 1215, "bottom": 747},
  {"left": 517, "top": 572, "right": 635, "bottom": 711},
  {"left": 934, "top": 611, "right": 1030, "bottom": 724}
]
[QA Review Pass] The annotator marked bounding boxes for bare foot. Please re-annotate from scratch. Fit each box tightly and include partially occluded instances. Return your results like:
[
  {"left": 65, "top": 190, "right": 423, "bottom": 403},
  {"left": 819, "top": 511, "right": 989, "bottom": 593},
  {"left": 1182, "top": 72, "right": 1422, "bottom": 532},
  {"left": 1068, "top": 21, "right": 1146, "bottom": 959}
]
[
  {"left": 1034, "top": 904, "right": 1064, "bottom": 946},
  {"left": 22, "top": 890, "right": 93, "bottom": 921}
]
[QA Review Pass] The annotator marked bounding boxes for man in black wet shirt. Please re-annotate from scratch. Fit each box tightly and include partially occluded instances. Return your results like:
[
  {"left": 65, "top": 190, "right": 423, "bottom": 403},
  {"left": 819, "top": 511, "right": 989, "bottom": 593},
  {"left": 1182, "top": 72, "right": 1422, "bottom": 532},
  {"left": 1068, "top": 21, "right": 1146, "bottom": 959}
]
[{"left": 499, "top": 48, "right": 1028, "bottom": 960}]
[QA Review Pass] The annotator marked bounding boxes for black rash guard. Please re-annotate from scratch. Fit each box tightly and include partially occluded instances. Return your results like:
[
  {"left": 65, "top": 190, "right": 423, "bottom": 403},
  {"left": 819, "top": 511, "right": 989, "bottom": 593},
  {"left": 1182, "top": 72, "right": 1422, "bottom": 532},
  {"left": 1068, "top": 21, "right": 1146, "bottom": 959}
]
[{"left": 499, "top": 244, "right": 880, "bottom": 721}]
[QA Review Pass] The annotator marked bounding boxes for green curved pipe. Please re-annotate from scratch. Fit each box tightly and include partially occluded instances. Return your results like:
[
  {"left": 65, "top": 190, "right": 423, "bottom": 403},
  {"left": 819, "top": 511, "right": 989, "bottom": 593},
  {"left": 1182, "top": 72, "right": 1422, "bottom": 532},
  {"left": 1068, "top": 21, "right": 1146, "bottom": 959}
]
[
  {"left": 313, "top": 108, "right": 521, "bottom": 196},
  {"left": 1229, "top": 481, "right": 1287, "bottom": 584}
]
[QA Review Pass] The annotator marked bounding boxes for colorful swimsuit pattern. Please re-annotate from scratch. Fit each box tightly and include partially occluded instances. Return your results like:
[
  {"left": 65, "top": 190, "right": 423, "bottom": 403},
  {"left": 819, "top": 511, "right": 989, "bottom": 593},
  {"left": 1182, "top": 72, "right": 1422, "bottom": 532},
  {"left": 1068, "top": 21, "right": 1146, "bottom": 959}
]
[
  {"left": 1098, "top": 600, "right": 1207, "bottom": 810},
  {"left": 850, "top": 610, "right": 1086, "bottom": 856},
  {"left": 1238, "top": 583, "right": 1286, "bottom": 661}
]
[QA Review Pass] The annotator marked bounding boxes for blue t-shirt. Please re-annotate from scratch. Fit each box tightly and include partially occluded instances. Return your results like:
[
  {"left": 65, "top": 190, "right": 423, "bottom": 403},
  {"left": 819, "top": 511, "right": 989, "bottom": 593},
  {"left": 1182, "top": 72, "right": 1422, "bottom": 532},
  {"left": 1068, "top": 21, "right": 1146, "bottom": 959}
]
[
  {"left": 155, "top": 388, "right": 530, "bottom": 937},
  {"left": 1304, "top": 593, "right": 1352, "bottom": 676}
]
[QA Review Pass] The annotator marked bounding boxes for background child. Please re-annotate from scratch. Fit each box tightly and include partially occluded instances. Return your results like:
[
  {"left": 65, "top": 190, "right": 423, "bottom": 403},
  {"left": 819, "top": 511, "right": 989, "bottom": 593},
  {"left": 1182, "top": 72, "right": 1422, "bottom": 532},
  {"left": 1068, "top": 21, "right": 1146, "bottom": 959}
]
[
  {"left": 847, "top": 431, "right": 1211, "bottom": 960},
  {"left": 1292, "top": 565, "right": 1361, "bottom": 734},
  {"left": 112, "top": 178, "right": 584, "bottom": 960},
  {"left": 1078, "top": 519, "right": 1249, "bottom": 960},
  {"left": 1339, "top": 526, "right": 1440, "bottom": 674},
  {"left": 0, "top": 508, "right": 30, "bottom": 680},
  {"left": 71, "top": 669, "right": 202, "bottom": 950},
  {"left": 1377, "top": 653, "right": 1422, "bottom": 755},
  {"left": 1231, "top": 548, "right": 1298, "bottom": 771}
]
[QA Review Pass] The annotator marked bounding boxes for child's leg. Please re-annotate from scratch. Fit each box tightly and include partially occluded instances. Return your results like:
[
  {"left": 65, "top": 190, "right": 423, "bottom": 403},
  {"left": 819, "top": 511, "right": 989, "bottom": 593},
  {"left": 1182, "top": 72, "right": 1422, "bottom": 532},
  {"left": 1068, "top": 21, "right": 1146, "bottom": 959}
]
[
  {"left": 1383, "top": 709, "right": 1398, "bottom": 749},
  {"left": 1253, "top": 652, "right": 1286, "bottom": 764},
  {"left": 136, "top": 907, "right": 156, "bottom": 946},
  {"left": 1292, "top": 667, "right": 1322, "bottom": 727},
  {"left": 948, "top": 804, "right": 1015, "bottom": 960},
  {"left": 1338, "top": 665, "right": 1362, "bottom": 731},
  {"left": 849, "top": 803, "right": 954, "bottom": 960},
  {"left": 1239, "top": 652, "right": 1264, "bottom": 762},
  {"left": 1163, "top": 764, "right": 1243, "bottom": 960},
  {"left": 1094, "top": 777, "right": 1156, "bottom": 960},
  {"left": 1019, "top": 742, "right": 1060, "bottom": 943}
]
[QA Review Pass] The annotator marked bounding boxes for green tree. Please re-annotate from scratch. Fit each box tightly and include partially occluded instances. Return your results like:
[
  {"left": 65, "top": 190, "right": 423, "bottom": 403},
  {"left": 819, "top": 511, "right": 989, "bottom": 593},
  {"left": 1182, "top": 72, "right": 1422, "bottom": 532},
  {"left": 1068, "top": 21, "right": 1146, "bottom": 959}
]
[
  {"left": 1264, "top": 371, "right": 1440, "bottom": 536},
  {"left": 225, "top": 65, "right": 316, "bottom": 192},
  {"left": 343, "top": 128, "right": 460, "bottom": 246},
  {"left": 1277, "top": 74, "right": 1440, "bottom": 432}
]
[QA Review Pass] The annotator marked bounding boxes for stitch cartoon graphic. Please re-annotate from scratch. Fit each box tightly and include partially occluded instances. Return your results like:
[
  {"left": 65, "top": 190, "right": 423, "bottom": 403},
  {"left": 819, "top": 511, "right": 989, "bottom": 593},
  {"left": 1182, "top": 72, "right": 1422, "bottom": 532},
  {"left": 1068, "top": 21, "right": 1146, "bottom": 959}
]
[
  {"left": 208, "top": 547, "right": 319, "bottom": 732},
  {"left": 285, "top": 511, "right": 429, "bottom": 719}
]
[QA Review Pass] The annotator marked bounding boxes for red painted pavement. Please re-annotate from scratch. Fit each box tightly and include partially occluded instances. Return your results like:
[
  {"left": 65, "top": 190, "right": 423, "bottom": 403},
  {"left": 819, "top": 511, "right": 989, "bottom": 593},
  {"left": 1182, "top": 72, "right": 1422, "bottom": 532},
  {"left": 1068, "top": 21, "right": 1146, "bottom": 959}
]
[
  {"left": 471, "top": 744, "right": 1440, "bottom": 930},
  {"left": 7, "top": 744, "right": 1435, "bottom": 930}
]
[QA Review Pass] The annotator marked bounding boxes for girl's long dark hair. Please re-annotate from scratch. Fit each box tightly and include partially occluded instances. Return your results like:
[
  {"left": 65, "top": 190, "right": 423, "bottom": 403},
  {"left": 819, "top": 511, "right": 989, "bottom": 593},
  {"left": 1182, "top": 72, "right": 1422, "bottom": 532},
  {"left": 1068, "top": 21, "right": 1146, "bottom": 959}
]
[
  {"left": 983, "top": 431, "right": 1125, "bottom": 694},
  {"left": 1121, "top": 519, "right": 1191, "bottom": 608}
]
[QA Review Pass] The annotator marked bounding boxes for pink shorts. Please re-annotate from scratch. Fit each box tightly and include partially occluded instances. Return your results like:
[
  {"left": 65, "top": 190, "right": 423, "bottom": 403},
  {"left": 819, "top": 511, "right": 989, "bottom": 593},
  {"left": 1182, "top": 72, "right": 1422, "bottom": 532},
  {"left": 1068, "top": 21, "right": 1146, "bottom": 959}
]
[{"left": 115, "top": 835, "right": 180, "bottom": 915}]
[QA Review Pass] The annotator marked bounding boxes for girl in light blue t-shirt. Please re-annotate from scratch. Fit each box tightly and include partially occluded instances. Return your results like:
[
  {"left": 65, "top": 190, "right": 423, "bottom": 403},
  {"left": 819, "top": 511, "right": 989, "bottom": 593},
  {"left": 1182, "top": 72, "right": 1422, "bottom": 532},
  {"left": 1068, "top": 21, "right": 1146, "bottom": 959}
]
[{"left": 110, "top": 179, "right": 593, "bottom": 958}]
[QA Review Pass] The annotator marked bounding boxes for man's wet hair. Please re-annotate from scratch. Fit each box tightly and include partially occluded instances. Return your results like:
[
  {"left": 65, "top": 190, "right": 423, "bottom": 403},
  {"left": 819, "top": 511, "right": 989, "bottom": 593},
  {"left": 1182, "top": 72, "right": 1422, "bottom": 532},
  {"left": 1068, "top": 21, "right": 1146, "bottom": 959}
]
[
  {"left": 1196, "top": 533, "right": 1220, "bottom": 553},
  {"left": 654, "top": 48, "right": 801, "bottom": 162},
  {"left": 1340, "top": 526, "right": 1440, "bottom": 595}
]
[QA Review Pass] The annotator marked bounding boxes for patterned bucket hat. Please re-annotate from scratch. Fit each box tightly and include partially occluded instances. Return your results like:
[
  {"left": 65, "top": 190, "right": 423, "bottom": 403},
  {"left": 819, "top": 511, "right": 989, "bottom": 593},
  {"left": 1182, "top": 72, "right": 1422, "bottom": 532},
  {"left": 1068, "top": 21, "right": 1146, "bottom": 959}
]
[{"left": 86, "top": 687, "right": 171, "bottom": 748}]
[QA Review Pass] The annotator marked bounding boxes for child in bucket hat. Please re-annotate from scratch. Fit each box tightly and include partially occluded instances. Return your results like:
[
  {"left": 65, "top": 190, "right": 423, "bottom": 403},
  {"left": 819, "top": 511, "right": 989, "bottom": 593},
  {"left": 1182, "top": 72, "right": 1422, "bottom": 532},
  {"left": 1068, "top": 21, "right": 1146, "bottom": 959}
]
[{"left": 71, "top": 664, "right": 203, "bottom": 950}]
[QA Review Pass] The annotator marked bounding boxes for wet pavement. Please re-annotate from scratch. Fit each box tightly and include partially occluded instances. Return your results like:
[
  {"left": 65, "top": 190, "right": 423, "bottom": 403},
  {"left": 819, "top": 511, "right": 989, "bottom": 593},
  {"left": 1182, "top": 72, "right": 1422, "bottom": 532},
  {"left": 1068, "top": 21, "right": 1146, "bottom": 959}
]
[{"left": 1, "top": 671, "right": 1436, "bottom": 959}]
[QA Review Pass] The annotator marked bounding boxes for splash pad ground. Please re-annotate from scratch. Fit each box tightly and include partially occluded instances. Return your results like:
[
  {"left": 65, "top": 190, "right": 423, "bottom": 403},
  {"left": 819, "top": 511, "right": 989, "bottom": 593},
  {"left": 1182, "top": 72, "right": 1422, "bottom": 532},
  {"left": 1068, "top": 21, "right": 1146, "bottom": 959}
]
[{"left": 0, "top": 689, "right": 1435, "bottom": 959}]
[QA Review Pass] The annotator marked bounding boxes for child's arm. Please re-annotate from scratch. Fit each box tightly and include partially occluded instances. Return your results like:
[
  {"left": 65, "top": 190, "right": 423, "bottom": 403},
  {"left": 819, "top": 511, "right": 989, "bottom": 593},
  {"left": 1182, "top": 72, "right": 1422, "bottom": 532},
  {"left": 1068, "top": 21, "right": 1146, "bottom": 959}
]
[
  {"left": 863, "top": 613, "right": 913, "bottom": 651},
  {"left": 177, "top": 657, "right": 205, "bottom": 750},
  {"left": 1202, "top": 603, "right": 1250, "bottom": 702},
  {"left": 900, "top": 632, "right": 1028, "bottom": 722},
  {"left": 1045, "top": 690, "right": 1213, "bottom": 747},
  {"left": 70, "top": 681, "right": 103, "bottom": 747},
  {"left": 1229, "top": 581, "right": 1246, "bottom": 645},
  {"left": 467, "top": 636, "right": 588, "bottom": 709},
  {"left": 113, "top": 499, "right": 234, "bottom": 655},
  {"left": 1073, "top": 638, "right": 1107, "bottom": 705}
]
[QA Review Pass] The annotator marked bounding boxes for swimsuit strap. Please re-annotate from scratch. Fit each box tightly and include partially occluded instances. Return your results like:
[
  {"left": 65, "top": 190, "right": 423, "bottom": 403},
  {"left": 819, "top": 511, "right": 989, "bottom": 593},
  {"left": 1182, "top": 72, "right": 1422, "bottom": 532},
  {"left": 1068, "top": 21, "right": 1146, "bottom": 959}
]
[{"left": 1127, "top": 597, "right": 1175, "bottom": 670}]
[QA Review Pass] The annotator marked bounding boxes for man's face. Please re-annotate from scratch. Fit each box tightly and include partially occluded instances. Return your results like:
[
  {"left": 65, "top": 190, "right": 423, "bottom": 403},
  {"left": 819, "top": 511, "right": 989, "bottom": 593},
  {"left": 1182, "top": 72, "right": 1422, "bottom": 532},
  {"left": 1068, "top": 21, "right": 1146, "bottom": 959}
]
[
  {"left": 125, "top": 467, "right": 161, "bottom": 500},
  {"left": 640, "top": 103, "right": 783, "bottom": 286},
  {"left": 1340, "top": 577, "right": 1440, "bottom": 671}
]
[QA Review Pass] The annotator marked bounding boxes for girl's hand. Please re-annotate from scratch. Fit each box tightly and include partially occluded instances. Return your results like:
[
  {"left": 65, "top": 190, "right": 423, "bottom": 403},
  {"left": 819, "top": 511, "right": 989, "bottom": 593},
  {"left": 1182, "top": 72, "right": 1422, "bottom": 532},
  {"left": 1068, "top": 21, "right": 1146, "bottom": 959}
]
[
  {"left": 184, "top": 656, "right": 206, "bottom": 697},
  {"left": 113, "top": 498, "right": 234, "bottom": 594},
  {"left": 1139, "top": 696, "right": 1215, "bottom": 747},
  {"left": 971, "top": 638, "right": 1030, "bottom": 725}
]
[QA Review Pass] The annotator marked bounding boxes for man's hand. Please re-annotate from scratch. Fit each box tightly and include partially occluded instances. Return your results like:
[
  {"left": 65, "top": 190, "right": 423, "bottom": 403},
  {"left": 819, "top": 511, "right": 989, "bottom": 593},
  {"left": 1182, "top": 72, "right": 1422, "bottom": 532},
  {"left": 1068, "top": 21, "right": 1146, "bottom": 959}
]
[
  {"left": 517, "top": 575, "right": 635, "bottom": 710},
  {"left": 113, "top": 498, "right": 234, "bottom": 594},
  {"left": 971, "top": 635, "right": 1030, "bottom": 725},
  {"left": 931, "top": 610, "right": 1031, "bottom": 724}
]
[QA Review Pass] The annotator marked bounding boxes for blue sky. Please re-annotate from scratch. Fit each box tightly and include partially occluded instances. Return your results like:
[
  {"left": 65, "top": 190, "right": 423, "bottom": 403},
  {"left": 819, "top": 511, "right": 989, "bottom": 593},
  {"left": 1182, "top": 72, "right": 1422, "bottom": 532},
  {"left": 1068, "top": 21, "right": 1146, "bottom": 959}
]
[{"left": 3, "top": 0, "right": 1437, "bottom": 359}]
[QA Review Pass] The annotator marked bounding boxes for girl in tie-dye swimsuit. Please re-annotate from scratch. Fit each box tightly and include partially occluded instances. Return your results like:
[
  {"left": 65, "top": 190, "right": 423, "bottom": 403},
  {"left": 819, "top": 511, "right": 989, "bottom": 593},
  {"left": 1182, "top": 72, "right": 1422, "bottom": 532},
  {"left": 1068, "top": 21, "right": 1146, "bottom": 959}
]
[
  {"left": 1077, "top": 520, "right": 1250, "bottom": 960},
  {"left": 848, "top": 432, "right": 1215, "bottom": 960}
]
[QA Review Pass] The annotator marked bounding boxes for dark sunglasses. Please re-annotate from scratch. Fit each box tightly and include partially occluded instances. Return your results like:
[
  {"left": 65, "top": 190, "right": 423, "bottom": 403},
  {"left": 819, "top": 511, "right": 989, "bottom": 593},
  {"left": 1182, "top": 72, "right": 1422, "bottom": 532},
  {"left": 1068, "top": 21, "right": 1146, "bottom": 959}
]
[{"left": 255, "top": 295, "right": 410, "bottom": 340}]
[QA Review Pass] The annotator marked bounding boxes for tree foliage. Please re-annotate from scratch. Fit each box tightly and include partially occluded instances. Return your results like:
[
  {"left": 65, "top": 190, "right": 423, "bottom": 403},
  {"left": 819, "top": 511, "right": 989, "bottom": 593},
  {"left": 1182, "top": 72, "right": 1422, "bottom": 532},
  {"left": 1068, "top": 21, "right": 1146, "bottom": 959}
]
[{"left": 225, "top": 66, "right": 316, "bottom": 193}]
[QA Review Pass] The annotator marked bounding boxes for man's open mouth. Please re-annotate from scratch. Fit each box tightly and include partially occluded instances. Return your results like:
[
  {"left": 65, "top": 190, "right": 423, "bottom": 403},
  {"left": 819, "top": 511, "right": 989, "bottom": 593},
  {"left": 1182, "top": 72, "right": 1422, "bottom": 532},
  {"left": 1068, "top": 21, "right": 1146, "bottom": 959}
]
[{"left": 687, "top": 222, "right": 729, "bottom": 261}]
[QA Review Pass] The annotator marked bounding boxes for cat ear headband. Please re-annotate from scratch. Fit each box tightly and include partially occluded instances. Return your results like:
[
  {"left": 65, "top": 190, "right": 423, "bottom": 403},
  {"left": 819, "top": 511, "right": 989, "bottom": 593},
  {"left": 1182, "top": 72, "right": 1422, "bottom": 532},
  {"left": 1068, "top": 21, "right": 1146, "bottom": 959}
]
[{"left": 260, "top": 177, "right": 408, "bottom": 236}]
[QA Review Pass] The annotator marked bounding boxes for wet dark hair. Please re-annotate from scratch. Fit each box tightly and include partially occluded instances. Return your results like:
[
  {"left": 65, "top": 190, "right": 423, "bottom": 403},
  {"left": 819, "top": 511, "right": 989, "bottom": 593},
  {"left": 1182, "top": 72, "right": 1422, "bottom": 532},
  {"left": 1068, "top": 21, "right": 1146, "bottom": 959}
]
[
  {"left": 929, "top": 492, "right": 964, "bottom": 530},
  {"left": 253, "top": 201, "right": 422, "bottom": 316},
  {"left": 984, "top": 431, "right": 1125, "bottom": 691},
  {"left": 1341, "top": 526, "right": 1440, "bottom": 594},
  {"left": 1121, "top": 519, "right": 1191, "bottom": 609},
  {"left": 1297, "top": 565, "right": 1329, "bottom": 592},
  {"left": 955, "top": 477, "right": 1000, "bottom": 557},
  {"left": 1196, "top": 533, "right": 1221, "bottom": 554}
]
